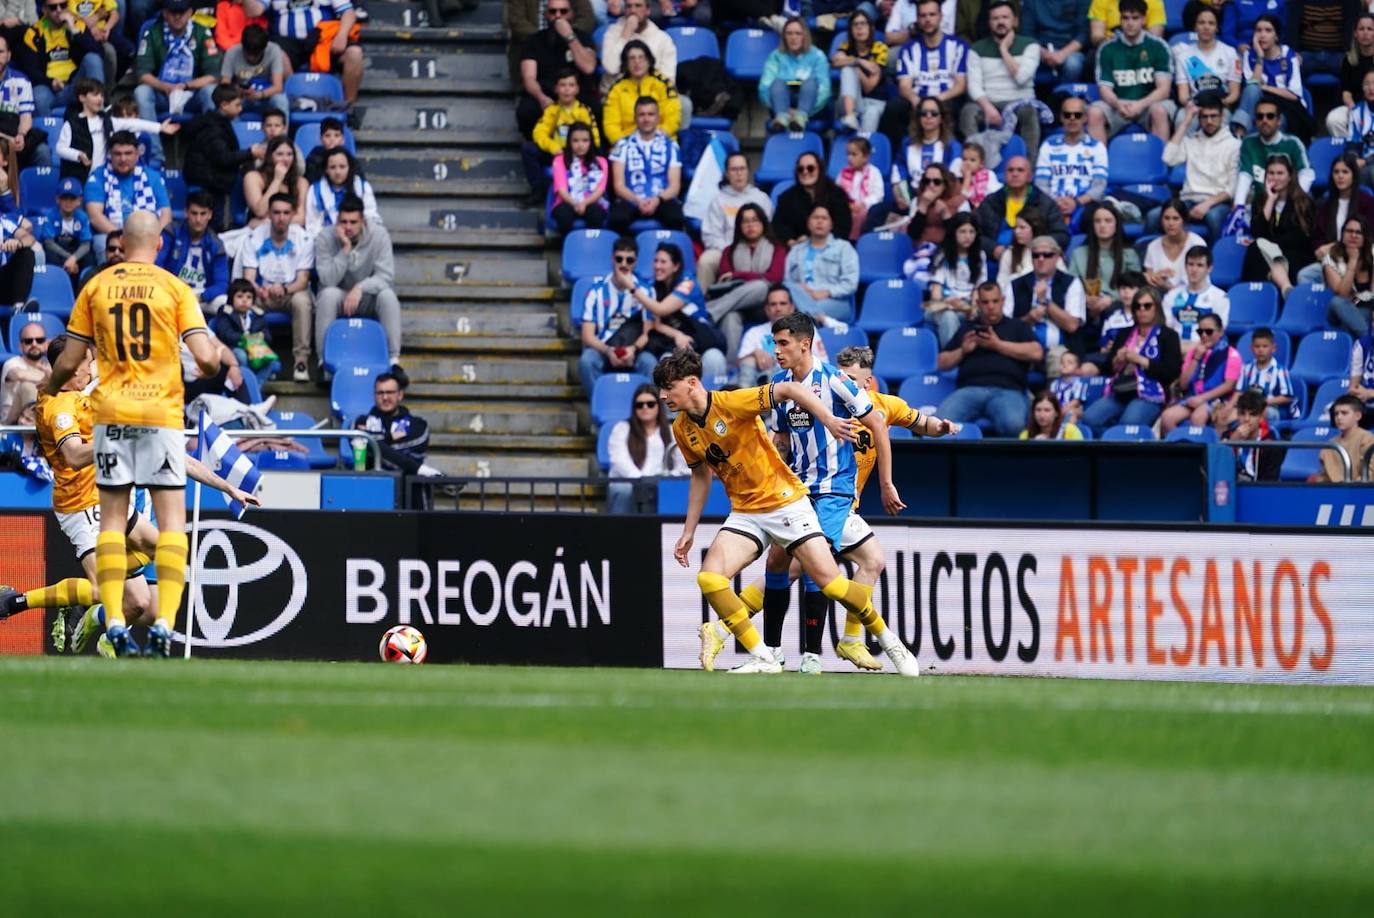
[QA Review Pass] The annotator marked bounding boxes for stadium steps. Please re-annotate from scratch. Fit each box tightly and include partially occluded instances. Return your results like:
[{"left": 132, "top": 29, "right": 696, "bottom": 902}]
[
  {"left": 362, "top": 149, "right": 528, "bottom": 199},
  {"left": 410, "top": 401, "right": 580, "bottom": 436}
]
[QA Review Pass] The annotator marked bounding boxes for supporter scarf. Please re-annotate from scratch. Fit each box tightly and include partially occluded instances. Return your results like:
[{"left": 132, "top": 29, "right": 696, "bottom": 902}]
[
  {"left": 566, "top": 157, "right": 605, "bottom": 203},
  {"left": 159, "top": 21, "right": 196, "bottom": 85},
  {"left": 102, "top": 166, "right": 157, "bottom": 227},
  {"left": 1185, "top": 341, "right": 1232, "bottom": 396},
  {"left": 311, "top": 176, "right": 365, "bottom": 227},
  {"left": 1125, "top": 325, "right": 1166, "bottom": 403},
  {"left": 1359, "top": 333, "right": 1374, "bottom": 391}
]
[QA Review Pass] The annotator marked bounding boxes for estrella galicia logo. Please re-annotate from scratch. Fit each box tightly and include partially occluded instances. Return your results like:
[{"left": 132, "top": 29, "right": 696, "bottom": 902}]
[{"left": 180, "top": 519, "right": 307, "bottom": 647}]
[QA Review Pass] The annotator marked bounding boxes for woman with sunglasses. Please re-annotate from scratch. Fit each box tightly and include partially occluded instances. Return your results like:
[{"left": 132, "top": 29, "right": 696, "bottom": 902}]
[
  {"left": 831, "top": 10, "right": 889, "bottom": 134},
  {"left": 1304, "top": 151, "right": 1374, "bottom": 287},
  {"left": 773, "top": 151, "right": 852, "bottom": 244},
  {"left": 605, "top": 383, "right": 686, "bottom": 514},
  {"left": 891, "top": 101, "right": 959, "bottom": 213},
  {"left": 708, "top": 202, "right": 785, "bottom": 359},
  {"left": 759, "top": 17, "right": 831, "bottom": 132},
  {"left": 1320, "top": 215, "right": 1374, "bottom": 337},
  {"left": 1241, "top": 155, "right": 1315, "bottom": 297},
  {"left": 1160, "top": 312, "right": 1240, "bottom": 433},
  {"left": 783, "top": 203, "right": 859, "bottom": 322},
  {"left": 633, "top": 242, "right": 729, "bottom": 386},
  {"left": 1079, "top": 287, "right": 1183, "bottom": 434}
]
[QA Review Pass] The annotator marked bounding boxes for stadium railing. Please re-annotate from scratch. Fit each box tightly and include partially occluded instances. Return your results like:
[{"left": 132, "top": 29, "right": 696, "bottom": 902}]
[{"left": 405, "top": 476, "right": 604, "bottom": 512}]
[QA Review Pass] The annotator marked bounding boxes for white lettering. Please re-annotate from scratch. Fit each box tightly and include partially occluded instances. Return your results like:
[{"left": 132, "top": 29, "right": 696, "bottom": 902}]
[
  {"left": 437, "top": 560, "right": 462, "bottom": 624},
  {"left": 398, "top": 559, "right": 433, "bottom": 624},
  {"left": 346, "top": 559, "right": 387, "bottom": 623},
  {"left": 545, "top": 548, "right": 574, "bottom": 627},
  {"left": 464, "top": 561, "right": 501, "bottom": 626},
  {"left": 505, "top": 562, "right": 541, "bottom": 626},
  {"left": 580, "top": 560, "right": 611, "bottom": 627}
]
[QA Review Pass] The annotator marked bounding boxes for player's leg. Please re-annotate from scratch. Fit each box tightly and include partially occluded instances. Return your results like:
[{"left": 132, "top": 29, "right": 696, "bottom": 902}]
[
  {"left": 698, "top": 525, "right": 781, "bottom": 673},
  {"left": 147, "top": 484, "right": 189, "bottom": 658},
  {"left": 796, "top": 495, "right": 854, "bottom": 674},
  {"left": 834, "top": 526, "right": 885, "bottom": 671},
  {"left": 94, "top": 484, "right": 135, "bottom": 653},
  {"left": 703, "top": 552, "right": 801, "bottom": 670}
]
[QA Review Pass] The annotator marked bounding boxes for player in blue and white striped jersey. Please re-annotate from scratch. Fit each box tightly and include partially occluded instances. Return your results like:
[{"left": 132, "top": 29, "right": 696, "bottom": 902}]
[
  {"left": 1034, "top": 96, "right": 1107, "bottom": 231},
  {"left": 243, "top": 0, "right": 363, "bottom": 105}
]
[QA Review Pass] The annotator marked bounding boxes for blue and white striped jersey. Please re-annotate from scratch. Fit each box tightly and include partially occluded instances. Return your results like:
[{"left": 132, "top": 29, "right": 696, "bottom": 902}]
[
  {"left": 771, "top": 361, "right": 874, "bottom": 496},
  {"left": 895, "top": 35, "right": 968, "bottom": 98},
  {"left": 1239, "top": 358, "right": 1299, "bottom": 418},
  {"left": 268, "top": 0, "right": 353, "bottom": 42},
  {"left": 1034, "top": 134, "right": 1108, "bottom": 200}
]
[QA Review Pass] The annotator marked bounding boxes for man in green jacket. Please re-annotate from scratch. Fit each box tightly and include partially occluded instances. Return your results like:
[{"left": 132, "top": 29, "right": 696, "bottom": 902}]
[
  {"left": 1088, "top": 0, "right": 1175, "bottom": 142},
  {"left": 133, "top": 0, "right": 219, "bottom": 167}
]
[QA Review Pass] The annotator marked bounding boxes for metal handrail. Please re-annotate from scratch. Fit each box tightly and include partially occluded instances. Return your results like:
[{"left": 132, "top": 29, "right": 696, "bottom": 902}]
[
  {"left": 405, "top": 475, "right": 605, "bottom": 512},
  {"left": 1220, "top": 439, "right": 1354, "bottom": 482}
]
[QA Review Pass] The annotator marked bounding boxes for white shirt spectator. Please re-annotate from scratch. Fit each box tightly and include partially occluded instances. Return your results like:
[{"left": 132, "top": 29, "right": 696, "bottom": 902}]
[
  {"left": 1172, "top": 39, "right": 1240, "bottom": 99},
  {"left": 242, "top": 222, "right": 315, "bottom": 285},
  {"left": 607, "top": 420, "right": 687, "bottom": 478},
  {"left": 1164, "top": 281, "right": 1230, "bottom": 347},
  {"left": 1145, "top": 232, "right": 1207, "bottom": 291},
  {"left": 1163, "top": 123, "right": 1240, "bottom": 201},
  {"left": 738, "top": 321, "right": 829, "bottom": 363}
]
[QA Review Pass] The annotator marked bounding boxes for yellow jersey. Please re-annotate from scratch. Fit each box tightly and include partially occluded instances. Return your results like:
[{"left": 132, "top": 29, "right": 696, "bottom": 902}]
[
  {"left": 851, "top": 391, "right": 923, "bottom": 508},
  {"left": 66, "top": 262, "right": 209, "bottom": 429},
  {"left": 672, "top": 385, "right": 804, "bottom": 514},
  {"left": 35, "top": 389, "right": 97, "bottom": 514}
]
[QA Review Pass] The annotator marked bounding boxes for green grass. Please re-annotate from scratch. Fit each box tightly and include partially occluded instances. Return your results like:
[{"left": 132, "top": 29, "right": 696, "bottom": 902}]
[{"left": 1, "top": 658, "right": 1371, "bottom": 916}]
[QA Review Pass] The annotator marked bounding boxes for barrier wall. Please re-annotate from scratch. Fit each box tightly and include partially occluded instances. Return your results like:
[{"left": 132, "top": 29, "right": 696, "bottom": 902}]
[{"left": 4, "top": 511, "right": 1371, "bottom": 685}]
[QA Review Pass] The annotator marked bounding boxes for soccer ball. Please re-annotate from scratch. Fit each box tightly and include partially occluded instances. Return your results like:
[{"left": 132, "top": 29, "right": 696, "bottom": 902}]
[{"left": 379, "top": 625, "right": 428, "bottom": 664}]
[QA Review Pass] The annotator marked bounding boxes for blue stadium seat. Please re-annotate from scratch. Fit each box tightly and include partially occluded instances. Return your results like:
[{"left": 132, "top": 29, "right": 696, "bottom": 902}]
[
  {"left": 162, "top": 168, "right": 188, "bottom": 220},
  {"left": 1167, "top": 161, "right": 1187, "bottom": 189},
  {"left": 1300, "top": 378, "right": 1352, "bottom": 426},
  {"left": 1308, "top": 138, "right": 1344, "bottom": 194},
  {"left": 1107, "top": 133, "right": 1166, "bottom": 186},
  {"left": 856, "top": 231, "right": 913, "bottom": 284},
  {"left": 561, "top": 229, "right": 616, "bottom": 283},
  {"left": 1120, "top": 183, "right": 1171, "bottom": 204},
  {"left": 1075, "top": 423, "right": 1094, "bottom": 440},
  {"left": 888, "top": 425, "right": 914, "bottom": 439},
  {"left": 27, "top": 266, "right": 75, "bottom": 317},
  {"left": 19, "top": 167, "right": 58, "bottom": 217},
  {"left": 1234, "top": 328, "right": 1291, "bottom": 366},
  {"left": 284, "top": 72, "right": 344, "bottom": 125},
  {"left": 233, "top": 119, "right": 266, "bottom": 150},
  {"left": 1226, "top": 282, "right": 1279, "bottom": 335},
  {"left": 1165, "top": 424, "right": 1218, "bottom": 443},
  {"left": 330, "top": 363, "right": 387, "bottom": 423},
  {"left": 1209, "top": 236, "right": 1246, "bottom": 291},
  {"left": 950, "top": 423, "right": 983, "bottom": 439},
  {"left": 826, "top": 132, "right": 892, "bottom": 182},
  {"left": 255, "top": 450, "right": 311, "bottom": 470},
  {"left": 1080, "top": 376, "right": 1110, "bottom": 404},
  {"left": 635, "top": 229, "right": 696, "bottom": 279},
  {"left": 858, "top": 279, "right": 924, "bottom": 334},
  {"left": 5, "top": 311, "right": 64, "bottom": 352},
  {"left": 818, "top": 323, "right": 867, "bottom": 357},
  {"left": 1164, "top": 0, "right": 1187, "bottom": 32},
  {"left": 1281, "top": 426, "right": 1338, "bottom": 481},
  {"left": 596, "top": 422, "right": 615, "bottom": 472},
  {"left": 897, "top": 373, "right": 955, "bottom": 412},
  {"left": 1101, "top": 424, "right": 1158, "bottom": 441},
  {"left": 1051, "top": 81, "right": 1100, "bottom": 103},
  {"left": 1289, "top": 330, "right": 1354, "bottom": 386},
  {"left": 667, "top": 26, "right": 719, "bottom": 61},
  {"left": 268, "top": 410, "right": 336, "bottom": 469},
  {"left": 321, "top": 317, "right": 389, "bottom": 375},
  {"left": 755, "top": 131, "right": 824, "bottom": 188},
  {"left": 591, "top": 373, "right": 652, "bottom": 426},
  {"left": 1275, "top": 284, "right": 1333, "bottom": 337},
  {"left": 569, "top": 276, "right": 598, "bottom": 325},
  {"left": 873, "top": 326, "right": 938, "bottom": 381},
  {"left": 724, "top": 29, "right": 779, "bottom": 81},
  {"left": 769, "top": 178, "right": 794, "bottom": 210},
  {"left": 293, "top": 121, "right": 357, "bottom": 156}
]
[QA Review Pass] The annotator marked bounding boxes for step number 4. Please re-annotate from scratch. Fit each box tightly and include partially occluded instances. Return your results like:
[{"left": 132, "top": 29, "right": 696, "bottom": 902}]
[{"left": 416, "top": 109, "right": 448, "bottom": 130}]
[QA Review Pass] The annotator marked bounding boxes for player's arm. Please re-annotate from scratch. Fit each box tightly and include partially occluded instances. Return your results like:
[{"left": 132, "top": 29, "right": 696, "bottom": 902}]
[
  {"left": 673, "top": 462, "right": 712, "bottom": 568},
  {"left": 58, "top": 435, "right": 94, "bottom": 469},
  {"left": 183, "top": 328, "right": 221, "bottom": 378},
  {"left": 770, "top": 381, "right": 858, "bottom": 444},
  {"left": 43, "top": 337, "right": 89, "bottom": 396},
  {"left": 859, "top": 410, "right": 905, "bottom": 515},
  {"left": 185, "top": 454, "right": 262, "bottom": 508}
]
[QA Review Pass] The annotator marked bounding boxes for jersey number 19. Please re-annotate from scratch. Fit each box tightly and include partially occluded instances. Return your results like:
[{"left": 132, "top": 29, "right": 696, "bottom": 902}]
[{"left": 109, "top": 302, "right": 151, "bottom": 361}]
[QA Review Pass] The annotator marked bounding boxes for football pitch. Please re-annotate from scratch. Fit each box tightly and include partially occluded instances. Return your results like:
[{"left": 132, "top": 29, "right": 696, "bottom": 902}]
[{"left": 1, "top": 658, "right": 1370, "bottom": 916}]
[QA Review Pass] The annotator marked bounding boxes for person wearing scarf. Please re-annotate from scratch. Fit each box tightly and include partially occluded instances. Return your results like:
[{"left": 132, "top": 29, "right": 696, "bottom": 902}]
[
  {"left": 305, "top": 148, "right": 379, "bottom": 235},
  {"left": 83, "top": 129, "right": 169, "bottom": 262},
  {"left": 1080, "top": 287, "right": 1182, "bottom": 435},
  {"left": 131, "top": 0, "right": 219, "bottom": 167},
  {"left": 1161, "top": 313, "right": 1240, "bottom": 433}
]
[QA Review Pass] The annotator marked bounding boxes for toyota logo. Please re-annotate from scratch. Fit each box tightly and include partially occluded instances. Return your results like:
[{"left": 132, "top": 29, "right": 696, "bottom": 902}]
[{"left": 179, "top": 519, "right": 307, "bottom": 647}]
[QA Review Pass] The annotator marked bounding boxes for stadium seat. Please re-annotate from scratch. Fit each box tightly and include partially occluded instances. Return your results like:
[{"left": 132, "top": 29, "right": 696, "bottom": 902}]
[
  {"left": 667, "top": 26, "right": 719, "bottom": 61},
  {"left": 873, "top": 326, "right": 938, "bottom": 381},
  {"left": 1300, "top": 378, "right": 1352, "bottom": 427},
  {"left": 1075, "top": 424, "right": 1094, "bottom": 440},
  {"left": 561, "top": 229, "right": 616, "bottom": 283},
  {"left": 596, "top": 422, "right": 615, "bottom": 472},
  {"left": 321, "top": 317, "right": 389, "bottom": 375},
  {"left": 755, "top": 131, "right": 824, "bottom": 188},
  {"left": 817, "top": 323, "right": 867, "bottom": 357},
  {"left": 1107, "top": 133, "right": 1166, "bottom": 186},
  {"left": 634, "top": 229, "right": 696, "bottom": 279},
  {"left": 1308, "top": 138, "right": 1344, "bottom": 194},
  {"left": 592, "top": 373, "right": 652, "bottom": 427},
  {"left": 1051, "top": 82, "right": 1100, "bottom": 103},
  {"left": 724, "top": 29, "right": 779, "bottom": 81},
  {"left": 18, "top": 166, "right": 58, "bottom": 217},
  {"left": 284, "top": 72, "right": 344, "bottom": 125},
  {"left": 1226, "top": 282, "right": 1279, "bottom": 335},
  {"left": 1120, "top": 183, "right": 1171, "bottom": 204},
  {"left": 1164, "top": 0, "right": 1187, "bottom": 32},
  {"left": 826, "top": 131, "right": 892, "bottom": 183},
  {"left": 1165, "top": 424, "right": 1218, "bottom": 443},
  {"left": 1101, "top": 424, "right": 1158, "bottom": 441},
  {"left": 162, "top": 168, "right": 188, "bottom": 220},
  {"left": 1233, "top": 328, "right": 1291, "bottom": 366},
  {"left": 1209, "top": 237, "right": 1246, "bottom": 289},
  {"left": 268, "top": 410, "right": 336, "bottom": 469},
  {"left": 897, "top": 372, "right": 955, "bottom": 412},
  {"left": 5, "top": 311, "right": 64, "bottom": 352},
  {"left": 330, "top": 362, "right": 388, "bottom": 423},
  {"left": 858, "top": 279, "right": 924, "bottom": 334},
  {"left": 293, "top": 122, "right": 357, "bottom": 156},
  {"left": 255, "top": 450, "right": 312, "bottom": 471},
  {"left": 27, "top": 266, "right": 75, "bottom": 317},
  {"left": 1275, "top": 284, "right": 1332, "bottom": 336},
  {"left": 769, "top": 178, "right": 794, "bottom": 210},
  {"left": 233, "top": 119, "right": 266, "bottom": 150},
  {"left": 1289, "top": 330, "right": 1354, "bottom": 386},
  {"left": 888, "top": 425, "right": 914, "bottom": 439},
  {"left": 950, "top": 423, "right": 983, "bottom": 439},
  {"left": 856, "top": 231, "right": 913, "bottom": 284},
  {"left": 1280, "top": 426, "right": 1338, "bottom": 481}
]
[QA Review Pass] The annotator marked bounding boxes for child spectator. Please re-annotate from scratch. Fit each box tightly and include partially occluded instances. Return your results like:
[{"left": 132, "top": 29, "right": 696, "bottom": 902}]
[
  {"left": 549, "top": 123, "right": 608, "bottom": 236},
  {"left": 924, "top": 212, "right": 986, "bottom": 345},
  {"left": 181, "top": 84, "right": 265, "bottom": 226},
  {"left": 1236, "top": 326, "right": 1297, "bottom": 425},
  {"left": 1161, "top": 312, "right": 1240, "bottom": 432},
  {"left": 304, "top": 117, "right": 349, "bottom": 183},
  {"left": 219, "top": 23, "right": 288, "bottom": 123},
  {"left": 305, "top": 148, "right": 380, "bottom": 236},
  {"left": 1315, "top": 394, "right": 1374, "bottom": 481},
  {"left": 36, "top": 176, "right": 91, "bottom": 292},
  {"left": 157, "top": 189, "right": 229, "bottom": 314},
  {"left": 954, "top": 141, "right": 1000, "bottom": 208},
  {"left": 836, "top": 135, "right": 883, "bottom": 241},
  {"left": 54, "top": 79, "right": 178, "bottom": 181},
  {"left": 1344, "top": 70, "right": 1374, "bottom": 187},
  {"left": 212, "top": 278, "right": 280, "bottom": 388},
  {"left": 1163, "top": 244, "right": 1230, "bottom": 347},
  {"left": 1050, "top": 350, "right": 1090, "bottom": 420},
  {"left": 1020, "top": 389, "right": 1085, "bottom": 439},
  {"left": 1219, "top": 389, "right": 1281, "bottom": 481},
  {"left": 525, "top": 69, "right": 601, "bottom": 200}
]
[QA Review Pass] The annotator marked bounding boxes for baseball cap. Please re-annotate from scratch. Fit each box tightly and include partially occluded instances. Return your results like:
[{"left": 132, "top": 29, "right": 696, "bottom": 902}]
[
  {"left": 57, "top": 177, "right": 82, "bottom": 198},
  {"left": 163, "top": 0, "right": 193, "bottom": 11}
]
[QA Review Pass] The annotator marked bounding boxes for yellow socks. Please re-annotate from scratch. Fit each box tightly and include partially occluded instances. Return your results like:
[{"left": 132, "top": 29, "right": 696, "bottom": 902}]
[
  {"left": 94, "top": 531, "right": 127, "bottom": 628},
  {"left": 125, "top": 548, "right": 151, "bottom": 575},
  {"left": 698, "top": 572, "right": 765, "bottom": 654},
  {"left": 843, "top": 611, "right": 865, "bottom": 641},
  {"left": 154, "top": 531, "right": 189, "bottom": 631},
  {"left": 739, "top": 583, "right": 764, "bottom": 614},
  {"left": 24, "top": 578, "right": 94, "bottom": 610},
  {"left": 821, "top": 576, "right": 887, "bottom": 637}
]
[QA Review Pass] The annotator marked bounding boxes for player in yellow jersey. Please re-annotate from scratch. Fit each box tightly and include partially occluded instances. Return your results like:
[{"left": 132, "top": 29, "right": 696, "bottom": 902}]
[
  {"left": 45, "top": 211, "right": 220, "bottom": 658},
  {"left": 658, "top": 348, "right": 919, "bottom": 675}
]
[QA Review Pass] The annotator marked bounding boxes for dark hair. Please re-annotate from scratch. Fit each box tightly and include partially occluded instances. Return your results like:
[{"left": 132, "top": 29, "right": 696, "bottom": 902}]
[
  {"left": 106, "top": 229, "right": 124, "bottom": 246},
  {"left": 1117, "top": 0, "right": 1147, "bottom": 16},
  {"left": 1026, "top": 390, "right": 1065, "bottom": 439},
  {"left": 323, "top": 149, "right": 361, "bottom": 189},
  {"left": 845, "top": 9, "right": 876, "bottom": 55},
  {"left": 771, "top": 311, "right": 816, "bottom": 342},
  {"left": 1331, "top": 394, "right": 1367, "bottom": 427},
  {"left": 806, "top": 202, "right": 836, "bottom": 232},
  {"left": 1118, "top": 270, "right": 1148, "bottom": 291},
  {"left": 1194, "top": 91, "right": 1225, "bottom": 112},
  {"left": 263, "top": 109, "right": 287, "bottom": 125},
  {"left": 653, "top": 242, "right": 686, "bottom": 297},
  {"left": 1157, "top": 198, "right": 1189, "bottom": 233},
  {"left": 766, "top": 281, "right": 792, "bottom": 301},
  {"left": 212, "top": 83, "right": 241, "bottom": 107},
  {"left": 74, "top": 77, "right": 103, "bottom": 99},
  {"left": 1010, "top": 209, "right": 1048, "bottom": 275},
  {"left": 719, "top": 151, "right": 748, "bottom": 189},
  {"left": 794, "top": 151, "right": 840, "bottom": 201},
  {"left": 975, "top": 280, "right": 1002, "bottom": 297},
  {"left": 1327, "top": 150, "right": 1363, "bottom": 199},
  {"left": 1253, "top": 13, "right": 1282, "bottom": 37},
  {"left": 1350, "top": 13, "right": 1374, "bottom": 65},
  {"left": 1257, "top": 155, "right": 1314, "bottom": 235},
  {"left": 258, "top": 135, "right": 301, "bottom": 190},
  {"left": 620, "top": 39, "right": 657, "bottom": 75},
  {"left": 1083, "top": 201, "right": 1127, "bottom": 289},
  {"left": 267, "top": 191, "right": 296, "bottom": 211},
  {"left": 730, "top": 202, "right": 776, "bottom": 249},
  {"left": 47, "top": 335, "right": 69, "bottom": 366},
  {"left": 612, "top": 235, "right": 637, "bottom": 256},
  {"left": 1331, "top": 215, "right": 1374, "bottom": 280},
  {"left": 912, "top": 98, "right": 950, "bottom": 143},
  {"left": 1198, "top": 311, "right": 1224, "bottom": 333},
  {"left": 1184, "top": 0, "right": 1217, "bottom": 30},
  {"left": 633, "top": 96, "right": 660, "bottom": 115},
  {"left": 1253, "top": 96, "right": 1280, "bottom": 117},
  {"left": 228, "top": 278, "right": 257, "bottom": 303},
  {"left": 1184, "top": 244, "right": 1211, "bottom": 266},
  {"left": 375, "top": 372, "right": 403, "bottom": 391},
  {"left": 1235, "top": 389, "right": 1267, "bottom": 416},
  {"left": 320, "top": 117, "right": 345, "bottom": 135},
  {"left": 625, "top": 382, "right": 670, "bottom": 469},
  {"left": 562, "top": 123, "right": 599, "bottom": 172},
  {"left": 241, "top": 23, "right": 268, "bottom": 56},
  {"left": 1251, "top": 326, "right": 1275, "bottom": 343},
  {"left": 553, "top": 67, "right": 579, "bottom": 85},
  {"left": 186, "top": 189, "right": 215, "bottom": 211},
  {"left": 938, "top": 211, "right": 984, "bottom": 280},
  {"left": 986, "top": 0, "right": 1017, "bottom": 15},
  {"left": 847, "top": 135, "right": 872, "bottom": 157},
  {"left": 108, "top": 130, "right": 138, "bottom": 150},
  {"left": 337, "top": 194, "right": 366, "bottom": 216},
  {"left": 652, "top": 348, "right": 703, "bottom": 387}
]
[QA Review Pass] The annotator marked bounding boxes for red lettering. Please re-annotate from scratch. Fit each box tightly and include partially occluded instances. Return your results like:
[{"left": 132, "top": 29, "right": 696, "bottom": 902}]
[
  {"left": 1144, "top": 557, "right": 1165, "bottom": 665},
  {"left": 1309, "top": 562, "right": 1334, "bottom": 671},
  {"left": 1117, "top": 556, "right": 1139, "bottom": 664},
  {"left": 1055, "top": 556, "right": 1082, "bottom": 662},
  {"left": 1272, "top": 560, "right": 1303, "bottom": 671},
  {"left": 1088, "top": 555, "right": 1113, "bottom": 663},
  {"left": 1169, "top": 558, "right": 1194, "bottom": 667},
  {"left": 1233, "top": 559, "right": 1264, "bottom": 669},
  {"left": 1199, "top": 558, "right": 1227, "bottom": 666}
]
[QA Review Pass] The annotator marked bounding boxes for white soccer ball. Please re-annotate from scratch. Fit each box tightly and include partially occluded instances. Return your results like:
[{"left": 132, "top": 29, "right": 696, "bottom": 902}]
[{"left": 379, "top": 625, "right": 428, "bottom": 664}]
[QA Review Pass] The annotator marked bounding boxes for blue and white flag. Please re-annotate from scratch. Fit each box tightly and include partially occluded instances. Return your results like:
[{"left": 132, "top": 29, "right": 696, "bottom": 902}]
[
  {"left": 684, "top": 134, "right": 729, "bottom": 223},
  {"left": 196, "top": 409, "right": 260, "bottom": 519}
]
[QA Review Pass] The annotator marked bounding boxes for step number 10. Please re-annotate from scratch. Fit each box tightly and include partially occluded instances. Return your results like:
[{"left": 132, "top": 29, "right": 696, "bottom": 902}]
[{"left": 416, "top": 109, "right": 448, "bottom": 130}]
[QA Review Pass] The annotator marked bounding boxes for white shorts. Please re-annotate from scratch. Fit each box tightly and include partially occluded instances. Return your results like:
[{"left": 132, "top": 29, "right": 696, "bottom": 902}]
[
  {"left": 55, "top": 501, "right": 140, "bottom": 561},
  {"left": 837, "top": 511, "right": 875, "bottom": 554},
  {"left": 94, "top": 424, "right": 187, "bottom": 488},
  {"left": 721, "top": 497, "right": 826, "bottom": 555}
]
